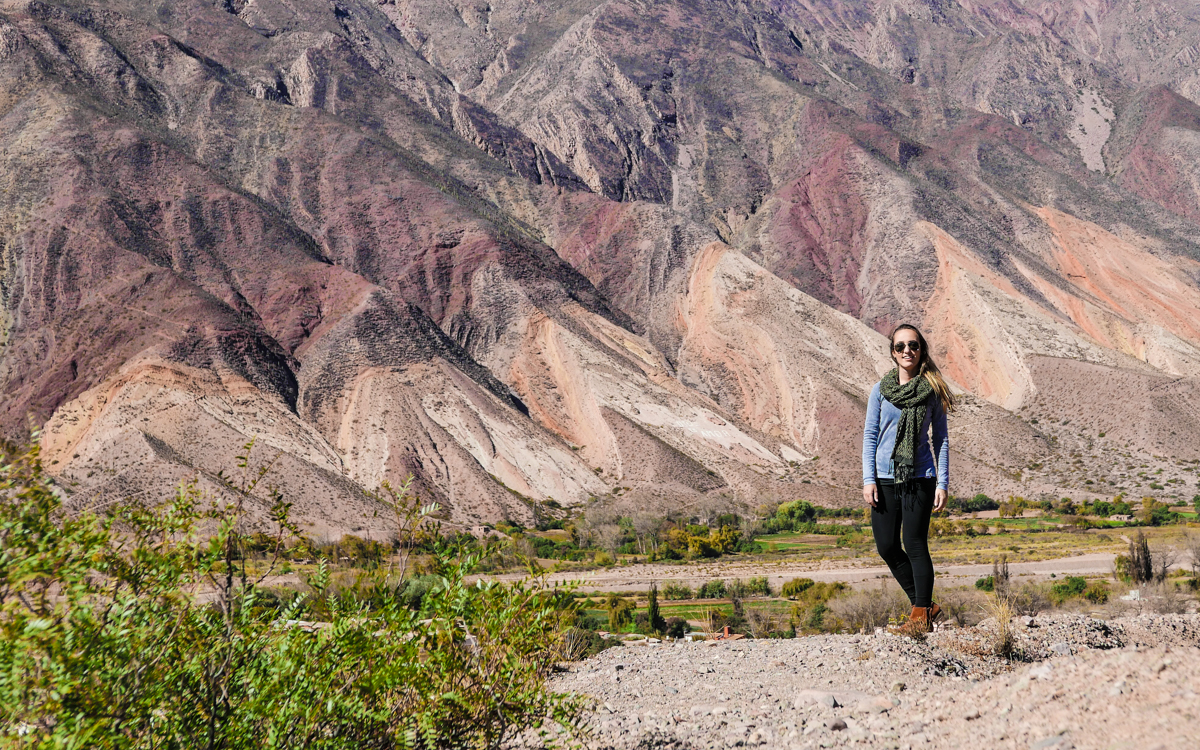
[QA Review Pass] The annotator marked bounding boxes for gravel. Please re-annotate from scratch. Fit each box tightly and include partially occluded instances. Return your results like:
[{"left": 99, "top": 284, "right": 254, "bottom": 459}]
[{"left": 527, "top": 614, "right": 1200, "bottom": 749}]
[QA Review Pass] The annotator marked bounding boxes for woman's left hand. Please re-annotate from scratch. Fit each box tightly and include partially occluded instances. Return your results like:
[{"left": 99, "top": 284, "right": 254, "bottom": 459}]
[{"left": 934, "top": 488, "right": 947, "bottom": 512}]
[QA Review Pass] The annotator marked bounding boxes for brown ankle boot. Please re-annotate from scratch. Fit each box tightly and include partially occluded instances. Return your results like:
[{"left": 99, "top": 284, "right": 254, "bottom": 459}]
[{"left": 888, "top": 606, "right": 930, "bottom": 638}]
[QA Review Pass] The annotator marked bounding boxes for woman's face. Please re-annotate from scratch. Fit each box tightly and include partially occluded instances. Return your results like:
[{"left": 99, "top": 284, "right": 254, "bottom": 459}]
[{"left": 892, "top": 329, "right": 922, "bottom": 371}]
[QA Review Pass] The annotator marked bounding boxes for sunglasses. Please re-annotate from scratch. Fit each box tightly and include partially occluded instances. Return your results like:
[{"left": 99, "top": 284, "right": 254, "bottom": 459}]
[{"left": 892, "top": 341, "right": 921, "bottom": 353}]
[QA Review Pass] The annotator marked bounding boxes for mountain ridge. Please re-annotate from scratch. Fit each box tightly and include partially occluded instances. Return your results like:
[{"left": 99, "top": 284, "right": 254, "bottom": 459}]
[{"left": 4, "top": 0, "right": 1200, "bottom": 533}]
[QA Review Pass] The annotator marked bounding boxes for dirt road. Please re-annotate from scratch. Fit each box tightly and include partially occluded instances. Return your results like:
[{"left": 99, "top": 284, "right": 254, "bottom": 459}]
[{"left": 493, "top": 552, "right": 1124, "bottom": 592}]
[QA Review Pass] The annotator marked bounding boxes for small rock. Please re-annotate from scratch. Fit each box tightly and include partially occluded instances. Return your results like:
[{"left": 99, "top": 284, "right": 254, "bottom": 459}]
[
  {"left": 1030, "top": 732, "right": 1072, "bottom": 750},
  {"left": 828, "top": 718, "right": 848, "bottom": 731},
  {"left": 665, "top": 686, "right": 678, "bottom": 694},
  {"left": 1021, "top": 616, "right": 1037, "bottom": 627},
  {"left": 1108, "top": 680, "right": 1128, "bottom": 696},
  {"left": 794, "top": 689, "right": 839, "bottom": 710},
  {"left": 890, "top": 681, "right": 907, "bottom": 693},
  {"left": 1050, "top": 641, "right": 1071, "bottom": 656},
  {"left": 965, "top": 710, "right": 981, "bottom": 721}
]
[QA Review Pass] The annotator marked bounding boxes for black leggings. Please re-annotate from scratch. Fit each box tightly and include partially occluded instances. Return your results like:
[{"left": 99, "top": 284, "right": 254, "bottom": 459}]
[{"left": 871, "top": 478, "right": 936, "bottom": 607}]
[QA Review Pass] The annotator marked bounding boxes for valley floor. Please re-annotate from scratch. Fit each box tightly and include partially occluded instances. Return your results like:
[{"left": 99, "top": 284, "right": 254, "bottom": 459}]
[
  {"left": 538, "top": 614, "right": 1200, "bottom": 749},
  {"left": 493, "top": 552, "right": 1126, "bottom": 594}
]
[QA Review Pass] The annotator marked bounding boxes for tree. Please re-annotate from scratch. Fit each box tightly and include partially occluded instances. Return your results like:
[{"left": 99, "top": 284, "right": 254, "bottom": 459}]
[{"left": 647, "top": 582, "right": 666, "bottom": 634}]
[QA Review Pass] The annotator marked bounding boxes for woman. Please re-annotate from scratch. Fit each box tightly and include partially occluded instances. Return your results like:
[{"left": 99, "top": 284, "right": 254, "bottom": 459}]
[{"left": 862, "top": 324, "right": 954, "bottom": 635}]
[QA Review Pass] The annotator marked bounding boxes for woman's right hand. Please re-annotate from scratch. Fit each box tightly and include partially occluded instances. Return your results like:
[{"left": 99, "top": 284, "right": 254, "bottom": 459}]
[{"left": 863, "top": 483, "right": 877, "bottom": 507}]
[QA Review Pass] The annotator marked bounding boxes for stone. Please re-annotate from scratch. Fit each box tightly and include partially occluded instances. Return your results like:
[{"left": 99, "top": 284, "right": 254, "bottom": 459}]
[
  {"left": 828, "top": 718, "right": 848, "bottom": 731},
  {"left": 794, "top": 690, "right": 839, "bottom": 710},
  {"left": 1030, "top": 732, "right": 1073, "bottom": 750}
]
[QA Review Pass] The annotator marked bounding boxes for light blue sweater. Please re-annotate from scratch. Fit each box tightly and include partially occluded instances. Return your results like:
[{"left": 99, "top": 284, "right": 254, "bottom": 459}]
[{"left": 862, "top": 381, "right": 949, "bottom": 490}]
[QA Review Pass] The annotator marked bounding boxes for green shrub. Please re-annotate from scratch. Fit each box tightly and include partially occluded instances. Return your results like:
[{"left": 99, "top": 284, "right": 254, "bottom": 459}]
[
  {"left": 398, "top": 574, "right": 441, "bottom": 609},
  {"left": 804, "top": 602, "right": 828, "bottom": 630},
  {"left": 728, "top": 576, "right": 771, "bottom": 598},
  {"left": 781, "top": 577, "right": 815, "bottom": 598},
  {"left": 665, "top": 617, "right": 689, "bottom": 638},
  {"left": 608, "top": 598, "right": 635, "bottom": 631},
  {"left": 662, "top": 582, "right": 693, "bottom": 600},
  {"left": 1083, "top": 581, "right": 1110, "bottom": 604},
  {"left": 787, "top": 582, "right": 847, "bottom": 633},
  {"left": 1049, "top": 576, "right": 1088, "bottom": 604},
  {"left": 697, "top": 579, "right": 727, "bottom": 598},
  {"left": 974, "top": 575, "right": 995, "bottom": 592},
  {"left": 0, "top": 441, "right": 586, "bottom": 748}
]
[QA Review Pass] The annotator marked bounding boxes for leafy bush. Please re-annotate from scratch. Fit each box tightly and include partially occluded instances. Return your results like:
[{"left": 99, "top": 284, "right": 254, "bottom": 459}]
[
  {"left": 1137, "top": 498, "right": 1177, "bottom": 526},
  {"left": 974, "top": 576, "right": 995, "bottom": 592},
  {"left": 662, "top": 582, "right": 693, "bottom": 600},
  {"left": 664, "top": 617, "right": 689, "bottom": 639},
  {"left": 1049, "top": 576, "right": 1088, "bottom": 605},
  {"left": 0, "top": 441, "right": 586, "bottom": 748},
  {"left": 398, "top": 574, "right": 441, "bottom": 609},
  {"left": 728, "top": 576, "right": 771, "bottom": 598},
  {"left": 781, "top": 577, "right": 815, "bottom": 598},
  {"left": 697, "top": 579, "right": 727, "bottom": 599},
  {"left": 946, "top": 493, "right": 999, "bottom": 513},
  {"left": 776, "top": 500, "right": 817, "bottom": 527},
  {"left": 1083, "top": 580, "right": 1110, "bottom": 604},
  {"left": 608, "top": 598, "right": 635, "bottom": 631},
  {"left": 788, "top": 582, "right": 847, "bottom": 633},
  {"left": 526, "top": 534, "right": 584, "bottom": 560}
]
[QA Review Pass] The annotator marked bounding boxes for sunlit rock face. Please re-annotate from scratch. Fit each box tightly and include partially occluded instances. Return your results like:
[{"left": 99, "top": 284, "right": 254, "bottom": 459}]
[{"left": 5, "top": 0, "right": 1200, "bottom": 530}]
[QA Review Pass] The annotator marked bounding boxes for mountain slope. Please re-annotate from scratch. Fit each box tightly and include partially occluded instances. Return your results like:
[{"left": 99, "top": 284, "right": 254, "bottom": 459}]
[{"left": 4, "top": 0, "right": 1200, "bottom": 531}]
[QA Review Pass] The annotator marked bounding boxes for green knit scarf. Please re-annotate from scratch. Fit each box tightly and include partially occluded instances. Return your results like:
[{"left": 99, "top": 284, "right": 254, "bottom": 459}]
[{"left": 879, "top": 368, "right": 933, "bottom": 494}]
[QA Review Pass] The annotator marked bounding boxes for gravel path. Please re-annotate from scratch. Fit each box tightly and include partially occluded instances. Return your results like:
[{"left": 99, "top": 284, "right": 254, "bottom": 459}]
[{"left": 541, "top": 614, "right": 1200, "bottom": 749}]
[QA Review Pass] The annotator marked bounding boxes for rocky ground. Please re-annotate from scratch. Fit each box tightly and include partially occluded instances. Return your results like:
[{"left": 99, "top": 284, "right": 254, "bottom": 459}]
[{"left": 542, "top": 614, "right": 1200, "bottom": 749}]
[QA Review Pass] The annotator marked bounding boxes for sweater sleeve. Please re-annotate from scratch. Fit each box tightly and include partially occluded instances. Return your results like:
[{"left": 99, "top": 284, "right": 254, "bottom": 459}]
[
  {"left": 862, "top": 383, "right": 880, "bottom": 486},
  {"left": 931, "top": 396, "right": 950, "bottom": 491}
]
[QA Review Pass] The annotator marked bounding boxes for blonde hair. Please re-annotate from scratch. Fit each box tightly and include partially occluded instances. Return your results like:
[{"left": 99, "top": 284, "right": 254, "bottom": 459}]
[{"left": 889, "top": 324, "right": 955, "bottom": 413}]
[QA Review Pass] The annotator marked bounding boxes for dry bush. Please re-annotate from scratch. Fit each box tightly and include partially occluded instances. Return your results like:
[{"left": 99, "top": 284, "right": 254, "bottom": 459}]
[
  {"left": 1185, "top": 531, "right": 1200, "bottom": 579},
  {"left": 1008, "top": 581, "right": 1050, "bottom": 616},
  {"left": 1140, "top": 582, "right": 1192, "bottom": 614},
  {"left": 827, "top": 582, "right": 908, "bottom": 633},
  {"left": 745, "top": 606, "right": 792, "bottom": 638},
  {"left": 981, "top": 594, "right": 1016, "bottom": 658},
  {"left": 992, "top": 556, "right": 1011, "bottom": 599},
  {"left": 935, "top": 587, "right": 983, "bottom": 627}
]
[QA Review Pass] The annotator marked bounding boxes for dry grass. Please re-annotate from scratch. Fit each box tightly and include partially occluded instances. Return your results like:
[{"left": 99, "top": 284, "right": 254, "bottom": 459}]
[
  {"left": 1138, "top": 582, "right": 1192, "bottom": 614},
  {"left": 935, "top": 586, "right": 983, "bottom": 627},
  {"left": 981, "top": 594, "right": 1016, "bottom": 658},
  {"left": 827, "top": 581, "right": 909, "bottom": 633}
]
